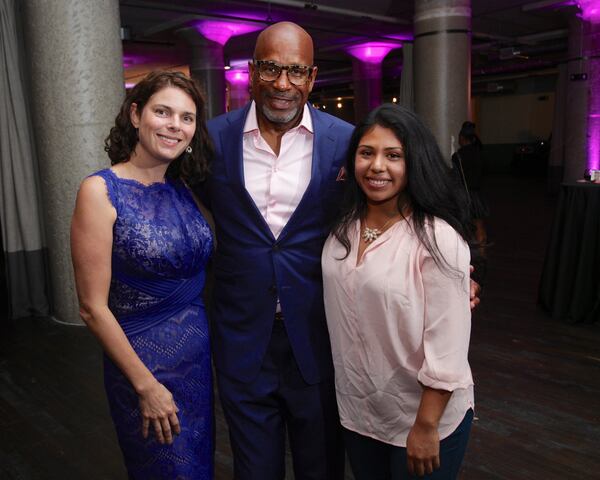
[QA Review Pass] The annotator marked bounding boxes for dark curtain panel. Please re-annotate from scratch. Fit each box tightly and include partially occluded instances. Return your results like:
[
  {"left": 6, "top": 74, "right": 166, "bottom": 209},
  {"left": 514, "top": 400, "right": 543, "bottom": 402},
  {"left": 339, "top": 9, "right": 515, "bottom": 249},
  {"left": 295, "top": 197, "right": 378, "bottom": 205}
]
[{"left": 0, "top": 0, "right": 49, "bottom": 319}]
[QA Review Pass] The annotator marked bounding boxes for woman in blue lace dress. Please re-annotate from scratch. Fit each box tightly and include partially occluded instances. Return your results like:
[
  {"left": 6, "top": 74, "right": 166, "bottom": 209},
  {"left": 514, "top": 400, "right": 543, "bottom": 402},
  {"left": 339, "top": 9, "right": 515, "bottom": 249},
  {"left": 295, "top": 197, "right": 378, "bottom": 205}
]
[{"left": 71, "top": 71, "right": 214, "bottom": 479}]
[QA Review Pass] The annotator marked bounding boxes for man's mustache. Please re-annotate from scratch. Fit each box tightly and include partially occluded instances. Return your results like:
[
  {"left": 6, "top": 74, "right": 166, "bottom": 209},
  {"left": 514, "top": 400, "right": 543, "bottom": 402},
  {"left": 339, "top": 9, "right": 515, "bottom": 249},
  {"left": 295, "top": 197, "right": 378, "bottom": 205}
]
[{"left": 265, "top": 92, "right": 300, "bottom": 101}]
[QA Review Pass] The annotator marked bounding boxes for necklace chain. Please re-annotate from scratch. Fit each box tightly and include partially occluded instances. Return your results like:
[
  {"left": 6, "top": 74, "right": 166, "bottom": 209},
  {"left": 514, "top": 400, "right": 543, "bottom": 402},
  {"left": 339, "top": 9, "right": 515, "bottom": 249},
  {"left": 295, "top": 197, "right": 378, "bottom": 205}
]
[{"left": 362, "top": 215, "right": 400, "bottom": 243}]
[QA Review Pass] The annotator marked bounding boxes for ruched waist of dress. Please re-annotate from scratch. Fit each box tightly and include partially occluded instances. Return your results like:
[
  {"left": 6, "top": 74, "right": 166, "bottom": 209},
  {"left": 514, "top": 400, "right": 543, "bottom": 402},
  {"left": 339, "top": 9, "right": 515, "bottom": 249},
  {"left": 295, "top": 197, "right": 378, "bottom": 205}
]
[{"left": 113, "top": 269, "right": 206, "bottom": 337}]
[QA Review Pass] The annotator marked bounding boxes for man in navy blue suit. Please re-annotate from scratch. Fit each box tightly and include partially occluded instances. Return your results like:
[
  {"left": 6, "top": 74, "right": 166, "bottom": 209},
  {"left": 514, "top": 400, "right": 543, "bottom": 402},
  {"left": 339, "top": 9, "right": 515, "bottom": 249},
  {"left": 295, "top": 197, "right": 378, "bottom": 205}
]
[{"left": 205, "top": 21, "right": 351, "bottom": 479}]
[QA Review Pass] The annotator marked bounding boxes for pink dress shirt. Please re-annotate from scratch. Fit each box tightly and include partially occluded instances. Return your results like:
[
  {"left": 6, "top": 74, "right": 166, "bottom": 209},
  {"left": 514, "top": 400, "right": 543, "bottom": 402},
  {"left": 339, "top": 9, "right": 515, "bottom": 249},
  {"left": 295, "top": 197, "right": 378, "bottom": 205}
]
[
  {"left": 243, "top": 101, "right": 314, "bottom": 238},
  {"left": 322, "top": 217, "right": 474, "bottom": 447}
]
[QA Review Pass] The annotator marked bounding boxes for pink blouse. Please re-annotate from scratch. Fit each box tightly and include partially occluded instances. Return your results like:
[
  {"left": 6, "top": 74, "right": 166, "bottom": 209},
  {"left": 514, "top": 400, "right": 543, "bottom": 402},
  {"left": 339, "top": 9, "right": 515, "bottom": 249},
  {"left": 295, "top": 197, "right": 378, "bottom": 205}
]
[
  {"left": 242, "top": 102, "right": 314, "bottom": 238},
  {"left": 322, "top": 217, "right": 474, "bottom": 447}
]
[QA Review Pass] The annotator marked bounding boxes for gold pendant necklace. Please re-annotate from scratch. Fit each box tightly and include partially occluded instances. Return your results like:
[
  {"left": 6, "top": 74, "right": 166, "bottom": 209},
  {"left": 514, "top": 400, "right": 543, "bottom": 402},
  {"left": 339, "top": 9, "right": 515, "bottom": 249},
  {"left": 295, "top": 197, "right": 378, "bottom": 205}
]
[{"left": 361, "top": 215, "right": 400, "bottom": 243}]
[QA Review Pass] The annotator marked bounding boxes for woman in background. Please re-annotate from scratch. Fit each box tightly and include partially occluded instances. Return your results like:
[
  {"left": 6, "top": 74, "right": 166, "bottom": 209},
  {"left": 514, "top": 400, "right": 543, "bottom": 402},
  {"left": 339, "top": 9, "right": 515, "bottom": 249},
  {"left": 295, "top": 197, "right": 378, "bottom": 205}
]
[
  {"left": 71, "top": 71, "right": 214, "bottom": 479},
  {"left": 322, "top": 104, "right": 474, "bottom": 479},
  {"left": 452, "top": 121, "right": 489, "bottom": 249}
]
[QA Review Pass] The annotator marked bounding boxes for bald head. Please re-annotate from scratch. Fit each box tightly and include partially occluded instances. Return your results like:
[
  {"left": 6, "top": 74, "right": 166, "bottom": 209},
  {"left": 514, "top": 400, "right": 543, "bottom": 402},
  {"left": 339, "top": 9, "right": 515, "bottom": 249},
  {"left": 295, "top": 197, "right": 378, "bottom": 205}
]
[
  {"left": 250, "top": 21, "right": 317, "bottom": 130},
  {"left": 254, "top": 22, "right": 314, "bottom": 65}
]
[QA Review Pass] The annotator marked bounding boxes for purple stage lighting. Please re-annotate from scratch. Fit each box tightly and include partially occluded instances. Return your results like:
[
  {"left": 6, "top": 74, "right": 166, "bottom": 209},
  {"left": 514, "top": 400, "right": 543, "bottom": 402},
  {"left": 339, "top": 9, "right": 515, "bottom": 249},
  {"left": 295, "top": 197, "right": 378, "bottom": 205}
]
[
  {"left": 226, "top": 69, "right": 249, "bottom": 85},
  {"left": 195, "top": 20, "right": 262, "bottom": 46},
  {"left": 588, "top": 116, "right": 600, "bottom": 170},
  {"left": 123, "top": 55, "right": 144, "bottom": 68},
  {"left": 580, "top": 1, "right": 600, "bottom": 169},
  {"left": 345, "top": 42, "right": 402, "bottom": 64},
  {"left": 579, "top": 0, "right": 600, "bottom": 22}
]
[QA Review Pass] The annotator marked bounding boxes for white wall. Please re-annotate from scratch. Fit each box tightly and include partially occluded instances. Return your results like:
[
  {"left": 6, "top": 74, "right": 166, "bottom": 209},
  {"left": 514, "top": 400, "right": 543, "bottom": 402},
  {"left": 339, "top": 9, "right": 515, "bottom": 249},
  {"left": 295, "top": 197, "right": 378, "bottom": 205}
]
[{"left": 478, "top": 92, "right": 555, "bottom": 144}]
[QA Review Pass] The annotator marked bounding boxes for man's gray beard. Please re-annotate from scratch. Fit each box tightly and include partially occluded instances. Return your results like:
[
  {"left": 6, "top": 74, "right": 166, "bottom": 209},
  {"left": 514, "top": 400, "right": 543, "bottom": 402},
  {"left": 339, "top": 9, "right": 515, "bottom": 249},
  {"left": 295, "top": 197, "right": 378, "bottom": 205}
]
[{"left": 261, "top": 104, "right": 300, "bottom": 124}]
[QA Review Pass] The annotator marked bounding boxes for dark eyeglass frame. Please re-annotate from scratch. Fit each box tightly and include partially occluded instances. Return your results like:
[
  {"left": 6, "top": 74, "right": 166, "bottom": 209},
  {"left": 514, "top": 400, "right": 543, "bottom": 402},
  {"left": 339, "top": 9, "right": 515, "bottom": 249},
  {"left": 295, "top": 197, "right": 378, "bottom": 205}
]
[{"left": 253, "top": 60, "right": 315, "bottom": 86}]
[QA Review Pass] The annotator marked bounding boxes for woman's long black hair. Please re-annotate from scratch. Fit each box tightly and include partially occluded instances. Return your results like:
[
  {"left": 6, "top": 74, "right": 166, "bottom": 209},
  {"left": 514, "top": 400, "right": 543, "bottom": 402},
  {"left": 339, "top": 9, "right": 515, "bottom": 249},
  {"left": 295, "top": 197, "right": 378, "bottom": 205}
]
[{"left": 331, "top": 103, "right": 473, "bottom": 275}]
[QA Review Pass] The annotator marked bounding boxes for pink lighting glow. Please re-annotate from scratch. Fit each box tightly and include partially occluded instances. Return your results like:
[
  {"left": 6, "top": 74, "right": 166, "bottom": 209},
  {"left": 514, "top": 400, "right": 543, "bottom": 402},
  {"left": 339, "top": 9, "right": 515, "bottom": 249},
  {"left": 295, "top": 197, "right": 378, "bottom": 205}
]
[
  {"left": 225, "top": 69, "right": 249, "bottom": 85},
  {"left": 587, "top": 117, "right": 600, "bottom": 170},
  {"left": 195, "top": 20, "right": 262, "bottom": 46},
  {"left": 123, "top": 55, "right": 144, "bottom": 68},
  {"left": 345, "top": 42, "right": 402, "bottom": 64},
  {"left": 579, "top": 0, "right": 600, "bottom": 22},
  {"left": 384, "top": 33, "right": 414, "bottom": 42},
  {"left": 589, "top": 61, "right": 600, "bottom": 169}
]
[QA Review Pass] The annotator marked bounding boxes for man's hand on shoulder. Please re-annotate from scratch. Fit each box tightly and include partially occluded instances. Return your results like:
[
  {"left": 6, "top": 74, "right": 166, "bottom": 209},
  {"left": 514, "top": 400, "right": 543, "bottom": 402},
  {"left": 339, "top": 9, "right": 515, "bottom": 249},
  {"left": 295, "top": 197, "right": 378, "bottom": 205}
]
[{"left": 469, "top": 266, "right": 481, "bottom": 310}]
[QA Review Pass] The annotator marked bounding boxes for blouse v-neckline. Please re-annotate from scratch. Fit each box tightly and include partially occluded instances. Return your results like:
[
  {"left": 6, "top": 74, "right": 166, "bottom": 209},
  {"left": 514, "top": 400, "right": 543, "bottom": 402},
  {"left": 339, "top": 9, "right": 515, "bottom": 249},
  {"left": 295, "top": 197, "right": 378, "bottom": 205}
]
[{"left": 354, "top": 219, "right": 405, "bottom": 268}]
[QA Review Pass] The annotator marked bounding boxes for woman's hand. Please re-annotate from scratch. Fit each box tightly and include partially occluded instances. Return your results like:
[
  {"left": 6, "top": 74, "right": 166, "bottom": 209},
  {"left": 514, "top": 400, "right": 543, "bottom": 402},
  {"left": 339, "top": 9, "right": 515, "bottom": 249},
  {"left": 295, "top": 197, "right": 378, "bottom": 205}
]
[
  {"left": 406, "top": 421, "right": 440, "bottom": 476},
  {"left": 138, "top": 380, "right": 181, "bottom": 444}
]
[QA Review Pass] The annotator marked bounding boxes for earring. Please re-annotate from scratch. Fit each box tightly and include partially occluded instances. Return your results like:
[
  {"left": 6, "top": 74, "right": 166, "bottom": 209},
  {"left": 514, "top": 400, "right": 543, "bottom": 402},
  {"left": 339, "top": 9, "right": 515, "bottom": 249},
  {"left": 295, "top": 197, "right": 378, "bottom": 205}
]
[{"left": 186, "top": 145, "right": 193, "bottom": 154}]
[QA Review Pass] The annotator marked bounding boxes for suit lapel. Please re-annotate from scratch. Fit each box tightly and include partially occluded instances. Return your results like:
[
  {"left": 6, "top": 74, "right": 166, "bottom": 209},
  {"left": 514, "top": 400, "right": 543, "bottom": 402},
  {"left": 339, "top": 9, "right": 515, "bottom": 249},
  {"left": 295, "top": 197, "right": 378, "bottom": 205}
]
[
  {"left": 220, "top": 104, "right": 276, "bottom": 241},
  {"left": 310, "top": 106, "right": 337, "bottom": 183},
  {"left": 220, "top": 105, "right": 247, "bottom": 186}
]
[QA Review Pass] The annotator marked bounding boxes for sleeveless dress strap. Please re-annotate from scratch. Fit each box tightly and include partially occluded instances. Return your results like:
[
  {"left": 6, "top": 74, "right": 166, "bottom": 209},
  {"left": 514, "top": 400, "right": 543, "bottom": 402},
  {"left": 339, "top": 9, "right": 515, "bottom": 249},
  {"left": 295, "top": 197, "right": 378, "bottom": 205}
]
[{"left": 88, "top": 169, "right": 121, "bottom": 213}]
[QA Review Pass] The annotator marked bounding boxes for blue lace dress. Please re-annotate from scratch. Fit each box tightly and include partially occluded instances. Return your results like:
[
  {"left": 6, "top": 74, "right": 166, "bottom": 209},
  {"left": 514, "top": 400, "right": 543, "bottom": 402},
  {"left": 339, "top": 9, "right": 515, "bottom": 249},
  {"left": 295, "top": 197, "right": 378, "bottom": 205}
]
[{"left": 92, "top": 168, "right": 213, "bottom": 479}]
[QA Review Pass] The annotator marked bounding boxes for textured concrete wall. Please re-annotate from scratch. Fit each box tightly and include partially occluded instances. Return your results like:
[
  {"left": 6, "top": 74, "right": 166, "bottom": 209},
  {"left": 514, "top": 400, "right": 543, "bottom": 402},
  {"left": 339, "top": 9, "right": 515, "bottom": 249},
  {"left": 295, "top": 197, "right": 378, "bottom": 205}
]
[
  {"left": 22, "top": 0, "right": 124, "bottom": 324},
  {"left": 414, "top": 0, "right": 471, "bottom": 162}
]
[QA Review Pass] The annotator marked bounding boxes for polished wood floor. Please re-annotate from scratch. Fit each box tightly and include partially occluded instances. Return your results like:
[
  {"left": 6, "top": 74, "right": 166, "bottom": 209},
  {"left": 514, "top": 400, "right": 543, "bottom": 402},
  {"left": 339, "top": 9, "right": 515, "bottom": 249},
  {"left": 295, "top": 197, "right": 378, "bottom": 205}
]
[{"left": 1, "top": 174, "right": 599, "bottom": 479}]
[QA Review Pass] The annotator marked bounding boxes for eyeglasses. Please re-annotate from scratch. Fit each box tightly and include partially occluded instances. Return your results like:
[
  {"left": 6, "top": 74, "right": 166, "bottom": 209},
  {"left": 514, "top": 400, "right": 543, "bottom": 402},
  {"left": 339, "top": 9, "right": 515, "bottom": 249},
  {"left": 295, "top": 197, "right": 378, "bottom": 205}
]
[{"left": 253, "top": 60, "right": 314, "bottom": 86}]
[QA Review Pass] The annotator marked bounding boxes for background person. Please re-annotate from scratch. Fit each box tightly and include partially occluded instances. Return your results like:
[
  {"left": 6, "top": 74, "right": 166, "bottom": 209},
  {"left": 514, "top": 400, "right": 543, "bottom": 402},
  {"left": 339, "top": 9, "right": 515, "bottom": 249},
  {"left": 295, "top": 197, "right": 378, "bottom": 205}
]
[
  {"left": 71, "top": 71, "right": 214, "bottom": 479},
  {"left": 452, "top": 121, "right": 489, "bottom": 250}
]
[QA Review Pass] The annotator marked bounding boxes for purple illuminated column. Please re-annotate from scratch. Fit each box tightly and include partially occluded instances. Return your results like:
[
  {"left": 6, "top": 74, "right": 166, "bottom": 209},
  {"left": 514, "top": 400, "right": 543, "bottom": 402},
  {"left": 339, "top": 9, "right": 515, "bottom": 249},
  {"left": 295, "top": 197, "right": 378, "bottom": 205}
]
[
  {"left": 414, "top": 0, "right": 471, "bottom": 162},
  {"left": 346, "top": 42, "right": 400, "bottom": 122},
  {"left": 576, "top": 1, "right": 600, "bottom": 178},
  {"left": 562, "top": 4, "right": 600, "bottom": 182},
  {"left": 588, "top": 27, "right": 600, "bottom": 173},
  {"left": 178, "top": 21, "right": 261, "bottom": 119},
  {"left": 225, "top": 60, "right": 251, "bottom": 111},
  {"left": 563, "top": 16, "right": 590, "bottom": 181}
]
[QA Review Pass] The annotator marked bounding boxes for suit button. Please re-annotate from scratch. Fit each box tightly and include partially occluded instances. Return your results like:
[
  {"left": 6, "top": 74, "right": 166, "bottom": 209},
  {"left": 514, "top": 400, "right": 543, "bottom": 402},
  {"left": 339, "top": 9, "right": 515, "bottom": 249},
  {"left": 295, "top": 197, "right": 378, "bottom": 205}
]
[
  {"left": 268, "top": 285, "right": 277, "bottom": 294},
  {"left": 273, "top": 244, "right": 280, "bottom": 252}
]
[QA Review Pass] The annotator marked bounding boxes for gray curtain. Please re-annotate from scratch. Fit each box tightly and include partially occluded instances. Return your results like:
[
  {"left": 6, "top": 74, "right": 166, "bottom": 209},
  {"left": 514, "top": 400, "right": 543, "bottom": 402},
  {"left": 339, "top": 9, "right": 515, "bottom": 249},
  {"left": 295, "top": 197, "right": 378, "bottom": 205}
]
[
  {"left": 399, "top": 43, "right": 414, "bottom": 112},
  {"left": 0, "top": 0, "right": 49, "bottom": 318}
]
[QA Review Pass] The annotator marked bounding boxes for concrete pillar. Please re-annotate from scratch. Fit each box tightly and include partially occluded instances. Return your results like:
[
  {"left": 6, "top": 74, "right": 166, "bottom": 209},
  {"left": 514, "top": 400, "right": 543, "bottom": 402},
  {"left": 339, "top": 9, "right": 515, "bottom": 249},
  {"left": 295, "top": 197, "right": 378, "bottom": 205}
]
[
  {"left": 547, "top": 63, "right": 568, "bottom": 193},
  {"left": 563, "top": 16, "right": 590, "bottom": 182},
  {"left": 414, "top": 0, "right": 471, "bottom": 162},
  {"left": 585, "top": 21, "right": 600, "bottom": 174},
  {"left": 574, "top": 0, "right": 600, "bottom": 179},
  {"left": 398, "top": 43, "right": 414, "bottom": 111},
  {"left": 22, "top": 0, "right": 124, "bottom": 324},
  {"left": 178, "top": 27, "right": 226, "bottom": 120},
  {"left": 346, "top": 42, "right": 400, "bottom": 123}
]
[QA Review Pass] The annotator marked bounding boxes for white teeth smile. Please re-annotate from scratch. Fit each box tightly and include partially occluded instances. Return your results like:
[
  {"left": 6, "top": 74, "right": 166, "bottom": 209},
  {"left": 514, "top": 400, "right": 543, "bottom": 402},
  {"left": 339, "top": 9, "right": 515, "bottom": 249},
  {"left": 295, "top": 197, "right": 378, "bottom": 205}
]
[
  {"left": 367, "top": 178, "right": 390, "bottom": 187},
  {"left": 157, "top": 134, "right": 180, "bottom": 145}
]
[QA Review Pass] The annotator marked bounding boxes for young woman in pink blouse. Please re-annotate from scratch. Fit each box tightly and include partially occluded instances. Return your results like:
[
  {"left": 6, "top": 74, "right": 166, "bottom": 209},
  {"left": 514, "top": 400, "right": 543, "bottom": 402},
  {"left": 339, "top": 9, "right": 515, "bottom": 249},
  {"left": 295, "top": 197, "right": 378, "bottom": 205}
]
[{"left": 322, "top": 104, "right": 474, "bottom": 479}]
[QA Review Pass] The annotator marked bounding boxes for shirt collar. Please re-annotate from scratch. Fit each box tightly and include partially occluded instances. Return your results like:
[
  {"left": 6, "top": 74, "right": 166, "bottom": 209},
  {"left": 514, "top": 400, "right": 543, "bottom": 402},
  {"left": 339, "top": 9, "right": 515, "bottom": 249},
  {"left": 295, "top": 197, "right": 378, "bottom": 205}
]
[{"left": 243, "top": 101, "right": 314, "bottom": 135}]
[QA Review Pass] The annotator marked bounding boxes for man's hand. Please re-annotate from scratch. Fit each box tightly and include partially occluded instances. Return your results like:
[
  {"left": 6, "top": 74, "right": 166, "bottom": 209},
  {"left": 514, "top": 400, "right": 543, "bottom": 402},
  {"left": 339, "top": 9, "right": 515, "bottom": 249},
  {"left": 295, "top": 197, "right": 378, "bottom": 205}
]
[{"left": 469, "top": 266, "right": 481, "bottom": 310}]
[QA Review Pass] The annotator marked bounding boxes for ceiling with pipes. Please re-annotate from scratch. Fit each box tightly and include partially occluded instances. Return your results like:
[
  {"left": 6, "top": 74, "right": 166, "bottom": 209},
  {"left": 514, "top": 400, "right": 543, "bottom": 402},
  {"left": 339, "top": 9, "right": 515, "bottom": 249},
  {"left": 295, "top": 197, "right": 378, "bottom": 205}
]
[{"left": 119, "top": 0, "right": 580, "bottom": 100}]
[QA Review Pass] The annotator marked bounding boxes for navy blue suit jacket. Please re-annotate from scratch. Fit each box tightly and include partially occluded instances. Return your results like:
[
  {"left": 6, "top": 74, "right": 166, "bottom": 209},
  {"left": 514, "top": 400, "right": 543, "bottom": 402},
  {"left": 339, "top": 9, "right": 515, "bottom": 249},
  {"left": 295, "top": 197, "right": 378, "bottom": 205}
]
[{"left": 205, "top": 104, "right": 353, "bottom": 384}]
